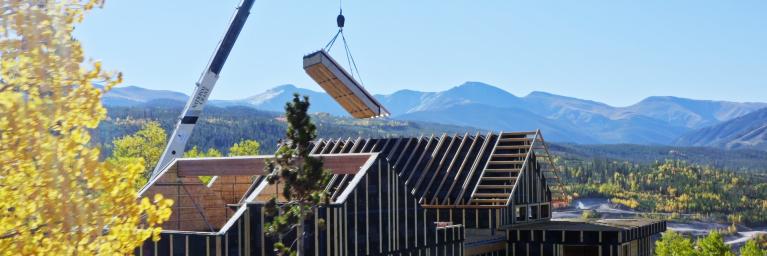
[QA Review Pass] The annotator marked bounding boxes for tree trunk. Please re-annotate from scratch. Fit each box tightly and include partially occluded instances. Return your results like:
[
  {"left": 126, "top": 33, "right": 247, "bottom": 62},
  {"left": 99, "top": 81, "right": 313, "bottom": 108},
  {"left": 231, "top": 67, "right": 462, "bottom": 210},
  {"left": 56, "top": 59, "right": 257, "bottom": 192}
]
[{"left": 296, "top": 215, "right": 304, "bottom": 256}]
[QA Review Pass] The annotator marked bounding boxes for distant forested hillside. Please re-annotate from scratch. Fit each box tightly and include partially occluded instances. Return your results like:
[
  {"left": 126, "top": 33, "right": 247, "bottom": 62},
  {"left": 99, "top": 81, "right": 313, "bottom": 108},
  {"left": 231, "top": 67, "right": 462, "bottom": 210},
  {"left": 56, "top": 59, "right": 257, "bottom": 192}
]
[
  {"left": 96, "top": 104, "right": 767, "bottom": 173},
  {"left": 104, "top": 83, "right": 767, "bottom": 145},
  {"left": 95, "top": 104, "right": 478, "bottom": 156},
  {"left": 558, "top": 158, "right": 767, "bottom": 225},
  {"left": 551, "top": 143, "right": 767, "bottom": 172}
]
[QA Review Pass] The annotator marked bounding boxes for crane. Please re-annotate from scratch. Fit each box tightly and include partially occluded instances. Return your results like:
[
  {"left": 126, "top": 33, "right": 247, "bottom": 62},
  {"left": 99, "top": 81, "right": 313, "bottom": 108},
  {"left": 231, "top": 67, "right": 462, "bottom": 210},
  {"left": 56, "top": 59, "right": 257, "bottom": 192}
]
[
  {"left": 150, "top": 0, "right": 255, "bottom": 179},
  {"left": 149, "top": 0, "right": 387, "bottom": 180}
]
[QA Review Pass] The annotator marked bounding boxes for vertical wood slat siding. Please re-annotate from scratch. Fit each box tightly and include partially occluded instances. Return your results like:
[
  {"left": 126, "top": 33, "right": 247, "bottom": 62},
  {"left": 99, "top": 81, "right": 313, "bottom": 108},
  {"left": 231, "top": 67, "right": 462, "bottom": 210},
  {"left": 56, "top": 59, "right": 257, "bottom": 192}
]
[
  {"left": 328, "top": 156, "right": 464, "bottom": 255},
  {"left": 385, "top": 159, "right": 392, "bottom": 252}
]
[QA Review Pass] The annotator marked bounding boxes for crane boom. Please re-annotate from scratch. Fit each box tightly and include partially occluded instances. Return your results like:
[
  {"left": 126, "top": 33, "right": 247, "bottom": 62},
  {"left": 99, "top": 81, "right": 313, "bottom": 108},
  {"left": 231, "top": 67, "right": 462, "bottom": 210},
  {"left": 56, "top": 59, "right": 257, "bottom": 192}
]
[{"left": 150, "top": 0, "right": 256, "bottom": 179}]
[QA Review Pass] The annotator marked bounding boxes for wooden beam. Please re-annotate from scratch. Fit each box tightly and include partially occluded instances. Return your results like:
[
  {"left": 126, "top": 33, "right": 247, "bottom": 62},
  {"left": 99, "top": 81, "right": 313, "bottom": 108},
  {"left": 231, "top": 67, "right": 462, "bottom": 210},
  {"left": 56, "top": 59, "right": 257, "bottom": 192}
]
[{"left": 176, "top": 154, "right": 375, "bottom": 177}]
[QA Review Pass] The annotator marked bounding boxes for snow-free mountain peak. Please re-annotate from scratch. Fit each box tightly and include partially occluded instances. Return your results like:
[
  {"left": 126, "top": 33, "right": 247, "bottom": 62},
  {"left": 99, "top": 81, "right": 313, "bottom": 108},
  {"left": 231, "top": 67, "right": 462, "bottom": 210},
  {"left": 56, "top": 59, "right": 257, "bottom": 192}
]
[
  {"left": 101, "top": 85, "right": 188, "bottom": 106},
  {"left": 101, "top": 82, "right": 767, "bottom": 146},
  {"left": 622, "top": 96, "right": 767, "bottom": 129},
  {"left": 676, "top": 107, "right": 767, "bottom": 151},
  {"left": 242, "top": 84, "right": 346, "bottom": 115},
  {"left": 408, "top": 81, "right": 522, "bottom": 112}
]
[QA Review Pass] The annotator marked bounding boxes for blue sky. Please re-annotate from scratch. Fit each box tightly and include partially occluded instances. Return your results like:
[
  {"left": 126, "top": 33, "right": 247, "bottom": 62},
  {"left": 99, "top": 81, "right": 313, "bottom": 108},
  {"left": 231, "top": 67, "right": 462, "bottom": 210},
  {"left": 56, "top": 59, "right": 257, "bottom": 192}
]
[{"left": 75, "top": 0, "right": 766, "bottom": 106}]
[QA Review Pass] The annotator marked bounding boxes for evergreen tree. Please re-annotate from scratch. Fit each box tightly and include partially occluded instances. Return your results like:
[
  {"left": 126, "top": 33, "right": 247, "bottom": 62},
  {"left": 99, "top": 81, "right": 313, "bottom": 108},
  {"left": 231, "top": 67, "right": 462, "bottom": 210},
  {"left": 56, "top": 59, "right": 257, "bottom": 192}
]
[{"left": 263, "top": 94, "right": 331, "bottom": 255}]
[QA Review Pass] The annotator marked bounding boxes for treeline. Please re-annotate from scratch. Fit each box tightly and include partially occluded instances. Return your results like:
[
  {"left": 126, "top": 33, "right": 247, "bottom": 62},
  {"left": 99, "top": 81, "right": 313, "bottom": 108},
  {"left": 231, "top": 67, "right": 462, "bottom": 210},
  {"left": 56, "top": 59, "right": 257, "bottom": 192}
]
[
  {"left": 551, "top": 143, "right": 767, "bottom": 173},
  {"left": 558, "top": 157, "right": 767, "bottom": 225},
  {"left": 107, "top": 119, "right": 263, "bottom": 185},
  {"left": 98, "top": 105, "right": 767, "bottom": 174},
  {"left": 656, "top": 230, "right": 766, "bottom": 255},
  {"left": 95, "top": 105, "right": 477, "bottom": 157}
]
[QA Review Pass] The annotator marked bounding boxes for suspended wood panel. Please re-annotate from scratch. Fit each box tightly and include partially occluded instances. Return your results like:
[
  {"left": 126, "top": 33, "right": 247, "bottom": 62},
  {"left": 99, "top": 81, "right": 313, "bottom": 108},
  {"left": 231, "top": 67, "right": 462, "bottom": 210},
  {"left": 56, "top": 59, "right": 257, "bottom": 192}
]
[{"left": 303, "top": 50, "right": 389, "bottom": 118}]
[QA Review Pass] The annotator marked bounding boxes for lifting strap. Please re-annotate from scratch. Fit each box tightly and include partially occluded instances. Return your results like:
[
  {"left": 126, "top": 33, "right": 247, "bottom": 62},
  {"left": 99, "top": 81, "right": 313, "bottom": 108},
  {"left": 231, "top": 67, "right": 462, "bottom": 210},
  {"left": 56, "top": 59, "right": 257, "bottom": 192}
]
[{"left": 323, "top": 4, "right": 364, "bottom": 85}]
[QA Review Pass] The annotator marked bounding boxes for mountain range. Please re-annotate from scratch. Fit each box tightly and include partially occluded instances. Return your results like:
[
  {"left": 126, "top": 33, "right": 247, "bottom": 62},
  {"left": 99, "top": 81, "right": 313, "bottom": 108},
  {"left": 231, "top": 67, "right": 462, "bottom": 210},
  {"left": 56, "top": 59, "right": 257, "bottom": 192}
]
[
  {"left": 675, "top": 107, "right": 767, "bottom": 151},
  {"left": 100, "top": 85, "right": 188, "bottom": 106},
  {"left": 102, "top": 82, "right": 767, "bottom": 148}
]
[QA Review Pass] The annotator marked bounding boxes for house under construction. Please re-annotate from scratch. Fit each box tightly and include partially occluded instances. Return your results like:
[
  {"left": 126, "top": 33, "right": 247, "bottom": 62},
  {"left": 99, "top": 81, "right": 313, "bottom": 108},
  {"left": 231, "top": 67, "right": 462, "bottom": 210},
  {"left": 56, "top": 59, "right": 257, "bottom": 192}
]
[{"left": 137, "top": 131, "right": 665, "bottom": 256}]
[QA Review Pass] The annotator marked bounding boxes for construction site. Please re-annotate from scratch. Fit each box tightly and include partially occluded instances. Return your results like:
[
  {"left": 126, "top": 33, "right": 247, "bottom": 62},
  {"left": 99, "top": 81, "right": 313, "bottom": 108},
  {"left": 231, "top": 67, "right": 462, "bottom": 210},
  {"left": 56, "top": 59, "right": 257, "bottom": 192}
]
[
  {"left": 135, "top": 0, "right": 666, "bottom": 255},
  {"left": 138, "top": 131, "right": 665, "bottom": 256}
]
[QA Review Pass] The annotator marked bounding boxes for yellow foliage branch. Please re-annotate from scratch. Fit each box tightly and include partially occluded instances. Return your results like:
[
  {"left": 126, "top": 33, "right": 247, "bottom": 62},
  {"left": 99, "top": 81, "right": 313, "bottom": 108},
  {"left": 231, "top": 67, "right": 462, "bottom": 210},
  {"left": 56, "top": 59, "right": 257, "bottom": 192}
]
[{"left": 0, "top": 1, "right": 172, "bottom": 254}]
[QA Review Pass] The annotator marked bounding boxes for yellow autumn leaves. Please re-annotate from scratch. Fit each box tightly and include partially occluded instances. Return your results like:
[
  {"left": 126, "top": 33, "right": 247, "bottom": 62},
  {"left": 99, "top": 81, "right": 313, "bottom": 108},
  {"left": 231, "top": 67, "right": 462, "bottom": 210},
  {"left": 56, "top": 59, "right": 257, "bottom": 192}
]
[{"left": 0, "top": 1, "right": 172, "bottom": 254}]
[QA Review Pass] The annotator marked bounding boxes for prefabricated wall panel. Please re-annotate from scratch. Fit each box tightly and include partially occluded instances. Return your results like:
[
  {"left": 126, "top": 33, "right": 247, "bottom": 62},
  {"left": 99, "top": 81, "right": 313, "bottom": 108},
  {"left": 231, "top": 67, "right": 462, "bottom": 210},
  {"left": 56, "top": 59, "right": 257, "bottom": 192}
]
[
  {"left": 138, "top": 132, "right": 666, "bottom": 256},
  {"left": 138, "top": 158, "right": 465, "bottom": 256},
  {"left": 507, "top": 220, "right": 666, "bottom": 256},
  {"left": 303, "top": 50, "right": 389, "bottom": 119}
]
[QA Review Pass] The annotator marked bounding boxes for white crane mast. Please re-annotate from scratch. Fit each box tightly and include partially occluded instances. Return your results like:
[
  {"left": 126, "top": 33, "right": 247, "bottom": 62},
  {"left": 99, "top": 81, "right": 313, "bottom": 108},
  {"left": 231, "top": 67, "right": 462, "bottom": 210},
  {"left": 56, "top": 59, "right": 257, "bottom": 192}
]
[{"left": 150, "top": 0, "right": 256, "bottom": 179}]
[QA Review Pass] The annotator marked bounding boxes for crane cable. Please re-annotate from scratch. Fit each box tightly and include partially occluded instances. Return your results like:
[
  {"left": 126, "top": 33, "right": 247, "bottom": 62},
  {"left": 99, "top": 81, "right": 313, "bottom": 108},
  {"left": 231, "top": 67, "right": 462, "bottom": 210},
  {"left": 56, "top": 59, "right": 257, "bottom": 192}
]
[{"left": 323, "top": 1, "right": 364, "bottom": 85}]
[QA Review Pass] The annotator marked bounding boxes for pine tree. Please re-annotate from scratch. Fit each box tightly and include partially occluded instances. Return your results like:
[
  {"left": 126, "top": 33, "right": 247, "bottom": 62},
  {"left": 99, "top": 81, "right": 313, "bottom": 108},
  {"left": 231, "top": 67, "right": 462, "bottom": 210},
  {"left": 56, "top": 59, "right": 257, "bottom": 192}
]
[{"left": 263, "top": 94, "right": 331, "bottom": 255}]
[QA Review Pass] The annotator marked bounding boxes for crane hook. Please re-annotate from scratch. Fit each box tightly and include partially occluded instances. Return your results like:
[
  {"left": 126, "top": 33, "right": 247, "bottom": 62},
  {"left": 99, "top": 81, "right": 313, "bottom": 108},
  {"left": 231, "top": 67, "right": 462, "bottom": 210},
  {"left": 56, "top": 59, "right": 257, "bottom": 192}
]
[{"left": 337, "top": 11, "right": 345, "bottom": 28}]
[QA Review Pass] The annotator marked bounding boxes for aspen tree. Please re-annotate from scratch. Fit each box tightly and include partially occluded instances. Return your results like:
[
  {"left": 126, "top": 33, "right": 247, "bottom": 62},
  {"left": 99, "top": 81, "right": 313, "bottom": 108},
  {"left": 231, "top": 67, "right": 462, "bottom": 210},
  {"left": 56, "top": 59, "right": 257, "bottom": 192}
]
[{"left": 0, "top": 1, "right": 172, "bottom": 254}]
